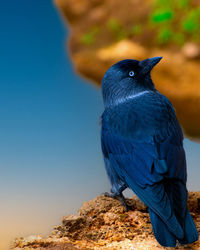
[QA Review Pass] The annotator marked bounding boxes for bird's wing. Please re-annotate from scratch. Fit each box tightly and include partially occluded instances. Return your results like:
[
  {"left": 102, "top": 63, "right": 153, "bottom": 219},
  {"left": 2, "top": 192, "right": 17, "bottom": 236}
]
[
  {"left": 101, "top": 91, "right": 186, "bottom": 187},
  {"left": 101, "top": 91, "right": 186, "bottom": 238}
]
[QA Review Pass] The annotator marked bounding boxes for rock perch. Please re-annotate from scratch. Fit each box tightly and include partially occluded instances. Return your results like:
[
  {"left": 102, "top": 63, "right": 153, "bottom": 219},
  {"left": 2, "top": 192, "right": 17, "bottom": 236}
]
[{"left": 11, "top": 192, "right": 200, "bottom": 249}]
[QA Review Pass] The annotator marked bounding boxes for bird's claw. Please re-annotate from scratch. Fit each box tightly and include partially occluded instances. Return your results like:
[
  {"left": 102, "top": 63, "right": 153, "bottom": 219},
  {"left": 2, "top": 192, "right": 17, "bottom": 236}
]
[
  {"left": 103, "top": 192, "right": 132, "bottom": 212},
  {"left": 103, "top": 192, "right": 116, "bottom": 198}
]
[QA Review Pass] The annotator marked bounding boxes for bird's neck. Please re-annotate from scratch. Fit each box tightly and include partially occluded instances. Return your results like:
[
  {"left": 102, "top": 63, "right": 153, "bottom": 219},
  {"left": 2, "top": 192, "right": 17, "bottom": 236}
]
[
  {"left": 104, "top": 89, "right": 154, "bottom": 108},
  {"left": 103, "top": 75, "right": 156, "bottom": 108}
]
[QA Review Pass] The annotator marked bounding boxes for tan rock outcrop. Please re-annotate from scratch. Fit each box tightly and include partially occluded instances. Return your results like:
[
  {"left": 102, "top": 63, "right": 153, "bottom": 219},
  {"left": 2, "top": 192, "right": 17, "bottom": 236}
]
[{"left": 11, "top": 192, "right": 200, "bottom": 249}]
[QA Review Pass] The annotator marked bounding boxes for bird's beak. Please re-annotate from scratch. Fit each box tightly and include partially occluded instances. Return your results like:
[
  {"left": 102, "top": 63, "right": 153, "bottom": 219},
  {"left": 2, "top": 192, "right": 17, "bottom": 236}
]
[{"left": 139, "top": 57, "right": 162, "bottom": 75}]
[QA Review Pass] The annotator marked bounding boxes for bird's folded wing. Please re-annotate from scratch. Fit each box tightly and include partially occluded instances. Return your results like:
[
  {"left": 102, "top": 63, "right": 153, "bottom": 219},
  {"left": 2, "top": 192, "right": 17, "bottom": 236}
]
[
  {"left": 102, "top": 129, "right": 185, "bottom": 238},
  {"left": 101, "top": 92, "right": 186, "bottom": 188}
]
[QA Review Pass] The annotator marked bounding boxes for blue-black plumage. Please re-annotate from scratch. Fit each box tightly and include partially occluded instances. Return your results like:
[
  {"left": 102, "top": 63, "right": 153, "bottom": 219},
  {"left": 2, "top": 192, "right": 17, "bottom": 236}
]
[{"left": 100, "top": 57, "right": 199, "bottom": 247}]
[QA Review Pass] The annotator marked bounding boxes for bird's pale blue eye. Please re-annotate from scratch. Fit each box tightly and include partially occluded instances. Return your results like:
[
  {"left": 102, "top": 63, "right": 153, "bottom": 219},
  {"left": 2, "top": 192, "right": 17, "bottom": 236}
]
[{"left": 129, "top": 71, "right": 135, "bottom": 77}]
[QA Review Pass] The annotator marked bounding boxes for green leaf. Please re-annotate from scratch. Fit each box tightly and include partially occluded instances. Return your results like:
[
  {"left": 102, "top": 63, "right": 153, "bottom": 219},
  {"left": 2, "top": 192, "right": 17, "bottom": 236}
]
[
  {"left": 182, "top": 19, "right": 199, "bottom": 32},
  {"left": 152, "top": 10, "right": 173, "bottom": 23},
  {"left": 80, "top": 33, "right": 95, "bottom": 45},
  {"left": 157, "top": 28, "right": 173, "bottom": 44},
  {"left": 80, "top": 26, "right": 100, "bottom": 45}
]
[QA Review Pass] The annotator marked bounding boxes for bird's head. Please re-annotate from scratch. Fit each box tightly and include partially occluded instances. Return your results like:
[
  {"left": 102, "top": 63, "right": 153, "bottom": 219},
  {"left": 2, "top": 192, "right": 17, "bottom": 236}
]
[{"left": 101, "top": 57, "right": 162, "bottom": 107}]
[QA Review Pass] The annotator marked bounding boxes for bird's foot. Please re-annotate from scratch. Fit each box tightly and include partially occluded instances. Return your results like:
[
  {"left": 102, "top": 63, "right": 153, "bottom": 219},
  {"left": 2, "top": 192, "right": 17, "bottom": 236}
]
[
  {"left": 103, "top": 192, "right": 132, "bottom": 211},
  {"left": 103, "top": 192, "right": 116, "bottom": 198}
]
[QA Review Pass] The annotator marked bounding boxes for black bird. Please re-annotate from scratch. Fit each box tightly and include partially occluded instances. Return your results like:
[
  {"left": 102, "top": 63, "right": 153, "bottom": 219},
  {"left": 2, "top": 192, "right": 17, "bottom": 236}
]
[{"left": 100, "top": 57, "right": 199, "bottom": 247}]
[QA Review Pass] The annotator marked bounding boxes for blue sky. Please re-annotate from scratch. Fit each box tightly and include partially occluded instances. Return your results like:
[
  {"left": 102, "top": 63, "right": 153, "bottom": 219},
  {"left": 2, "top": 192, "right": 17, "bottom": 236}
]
[{"left": 0, "top": 1, "right": 199, "bottom": 249}]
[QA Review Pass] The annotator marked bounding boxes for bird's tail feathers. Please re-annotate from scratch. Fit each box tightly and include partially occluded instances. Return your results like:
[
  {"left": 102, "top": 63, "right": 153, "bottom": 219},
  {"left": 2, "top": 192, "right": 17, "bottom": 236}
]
[
  {"left": 149, "top": 207, "right": 199, "bottom": 247},
  {"left": 149, "top": 208, "right": 177, "bottom": 247},
  {"left": 124, "top": 174, "right": 184, "bottom": 240},
  {"left": 165, "top": 179, "right": 199, "bottom": 245},
  {"left": 178, "top": 209, "right": 199, "bottom": 245}
]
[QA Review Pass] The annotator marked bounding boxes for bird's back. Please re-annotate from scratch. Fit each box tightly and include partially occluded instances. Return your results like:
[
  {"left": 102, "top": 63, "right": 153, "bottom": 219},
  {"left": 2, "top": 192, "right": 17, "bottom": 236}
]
[{"left": 102, "top": 90, "right": 182, "bottom": 144}]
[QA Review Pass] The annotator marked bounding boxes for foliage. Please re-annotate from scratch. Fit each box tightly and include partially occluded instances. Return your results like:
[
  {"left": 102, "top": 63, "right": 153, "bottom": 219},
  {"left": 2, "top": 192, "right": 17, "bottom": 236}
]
[
  {"left": 107, "top": 18, "right": 128, "bottom": 40},
  {"left": 80, "top": 0, "right": 200, "bottom": 47},
  {"left": 80, "top": 27, "right": 100, "bottom": 45},
  {"left": 150, "top": 0, "right": 200, "bottom": 45}
]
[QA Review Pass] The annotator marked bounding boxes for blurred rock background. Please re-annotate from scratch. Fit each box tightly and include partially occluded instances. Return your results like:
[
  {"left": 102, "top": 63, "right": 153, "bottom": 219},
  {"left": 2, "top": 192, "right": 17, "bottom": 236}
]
[{"left": 55, "top": 0, "right": 200, "bottom": 138}]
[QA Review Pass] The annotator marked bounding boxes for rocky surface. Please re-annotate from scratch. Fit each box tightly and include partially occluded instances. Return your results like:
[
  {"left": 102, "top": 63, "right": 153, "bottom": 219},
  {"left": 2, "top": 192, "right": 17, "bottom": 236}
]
[
  {"left": 54, "top": 0, "right": 200, "bottom": 138},
  {"left": 11, "top": 192, "right": 200, "bottom": 249}
]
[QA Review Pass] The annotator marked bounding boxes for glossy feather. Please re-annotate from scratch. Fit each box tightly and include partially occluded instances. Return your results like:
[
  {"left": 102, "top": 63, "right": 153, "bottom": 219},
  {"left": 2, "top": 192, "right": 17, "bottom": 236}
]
[{"left": 101, "top": 85, "right": 198, "bottom": 246}]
